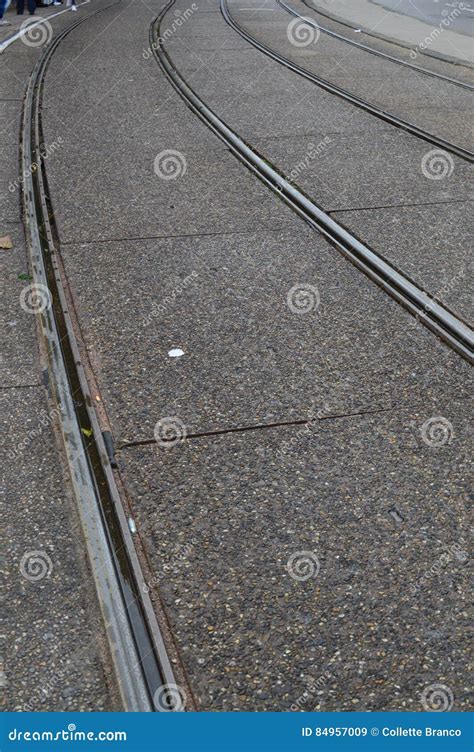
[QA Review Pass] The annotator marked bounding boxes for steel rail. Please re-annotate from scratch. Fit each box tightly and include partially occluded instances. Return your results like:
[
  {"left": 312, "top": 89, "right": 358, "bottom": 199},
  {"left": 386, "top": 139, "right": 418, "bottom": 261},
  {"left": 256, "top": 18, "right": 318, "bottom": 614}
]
[
  {"left": 301, "top": 0, "right": 474, "bottom": 71},
  {"left": 221, "top": 0, "right": 473, "bottom": 162},
  {"left": 21, "top": 3, "right": 179, "bottom": 711},
  {"left": 277, "top": 0, "right": 473, "bottom": 90},
  {"left": 151, "top": 0, "right": 473, "bottom": 363}
]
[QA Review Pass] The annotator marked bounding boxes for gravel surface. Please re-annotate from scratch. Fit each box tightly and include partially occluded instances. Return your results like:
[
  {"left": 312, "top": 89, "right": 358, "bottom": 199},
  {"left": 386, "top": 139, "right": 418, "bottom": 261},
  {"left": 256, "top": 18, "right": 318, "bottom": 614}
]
[
  {"left": 332, "top": 201, "right": 474, "bottom": 324},
  {"left": 2, "top": 389, "right": 117, "bottom": 711},
  {"left": 292, "top": 0, "right": 474, "bottom": 85},
  {"left": 225, "top": 0, "right": 473, "bottom": 150},
  {"left": 119, "top": 401, "right": 471, "bottom": 711},
  {"left": 1, "top": 2, "right": 117, "bottom": 711},
  {"left": 60, "top": 229, "right": 471, "bottom": 444},
  {"left": 35, "top": 0, "right": 473, "bottom": 713}
]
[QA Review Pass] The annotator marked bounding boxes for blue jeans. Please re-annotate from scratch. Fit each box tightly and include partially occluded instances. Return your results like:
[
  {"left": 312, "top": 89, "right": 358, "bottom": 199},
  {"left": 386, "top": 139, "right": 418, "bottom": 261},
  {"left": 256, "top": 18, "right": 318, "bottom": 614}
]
[{"left": 0, "top": 0, "right": 11, "bottom": 19}]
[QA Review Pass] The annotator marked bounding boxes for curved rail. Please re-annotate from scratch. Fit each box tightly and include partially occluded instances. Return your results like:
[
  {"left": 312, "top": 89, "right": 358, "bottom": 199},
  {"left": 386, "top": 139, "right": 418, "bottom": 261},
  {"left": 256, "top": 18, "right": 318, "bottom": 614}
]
[
  {"left": 301, "top": 0, "right": 474, "bottom": 70},
  {"left": 221, "top": 0, "right": 473, "bottom": 162},
  {"left": 21, "top": 2, "right": 180, "bottom": 712},
  {"left": 150, "top": 0, "right": 473, "bottom": 363},
  {"left": 277, "top": 0, "right": 473, "bottom": 91}
]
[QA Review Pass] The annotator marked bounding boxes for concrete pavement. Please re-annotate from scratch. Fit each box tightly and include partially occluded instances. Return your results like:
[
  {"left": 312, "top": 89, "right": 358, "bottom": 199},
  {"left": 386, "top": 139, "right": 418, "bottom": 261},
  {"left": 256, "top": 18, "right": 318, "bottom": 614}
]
[
  {"left": 35, "top": 0, "right": 471, "bottom": 711},
  {"left": 1, "top": 0, "right": 118, "bottom": 711},
  {"left": 304, "top": 0, "right": 474, "bottom": 66},
  {"left": 2, "top": 0, "right": 472, "bottom": 712}
]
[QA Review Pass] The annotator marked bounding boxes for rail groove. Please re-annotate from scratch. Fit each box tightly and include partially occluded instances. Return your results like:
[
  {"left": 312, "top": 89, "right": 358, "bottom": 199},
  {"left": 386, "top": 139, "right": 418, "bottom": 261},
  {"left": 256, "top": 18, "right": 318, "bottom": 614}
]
[
  {"left": 301, "top": 0, "right": 474, "bottom": 71},
  {"left": 222, "top": 0, "right": 473, "bottom": 162},
  {"left": 277, "top": 0, "right": 473, "bottom": 90},
  {"left": 151, "top": 0, "right": 473, "bottom": 363},
  {"left": 21, "top": 3, "right": 179, "bottom": 712}
]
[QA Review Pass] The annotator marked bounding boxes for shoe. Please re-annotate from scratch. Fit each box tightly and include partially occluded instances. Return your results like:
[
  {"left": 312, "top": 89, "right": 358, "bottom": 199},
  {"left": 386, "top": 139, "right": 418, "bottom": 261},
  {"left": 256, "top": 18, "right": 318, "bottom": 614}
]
[
  {"left": 0, "top": 19, "right": 11, "bottom": 25},
  {"left": 53, "top": 1, "right": 62, "bottom": 5},
  {"left": 71, "top": 4, "right": 77, "bottom": 9}
]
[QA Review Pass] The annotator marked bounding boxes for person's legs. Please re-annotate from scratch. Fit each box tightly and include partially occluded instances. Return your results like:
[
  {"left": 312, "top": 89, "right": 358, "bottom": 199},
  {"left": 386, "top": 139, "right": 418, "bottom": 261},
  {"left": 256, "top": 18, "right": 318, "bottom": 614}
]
[
  {"left": 0, "top": 0, "right": 11, "bottom": 23},
  {"left": 27, "top": 0, "right": 35, "bottom": 13},
  {"left": 16, "top": 0, "right": 24, "bottom": 14}
]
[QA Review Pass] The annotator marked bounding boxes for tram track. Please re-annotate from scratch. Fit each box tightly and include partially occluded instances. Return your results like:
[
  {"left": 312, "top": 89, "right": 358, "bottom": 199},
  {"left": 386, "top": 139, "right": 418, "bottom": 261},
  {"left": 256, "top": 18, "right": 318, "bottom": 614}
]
[
  {"left": 221, "top": 0, "right": 473, "bottom": 162},
  {"left": 10, "top": 0, "right": 469, "bottom": 715},
  {"left": 21, "top": 2, "right": 182, "bottom": 712},
  {"left": 151, "top": 0, "right": 473, "bottom": 363},
  {"left": 301, "top": 0, "right": 474, "bottom": 72},
  {"left": 277, "top": 0, "right": 473, "bottom": 91}
]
